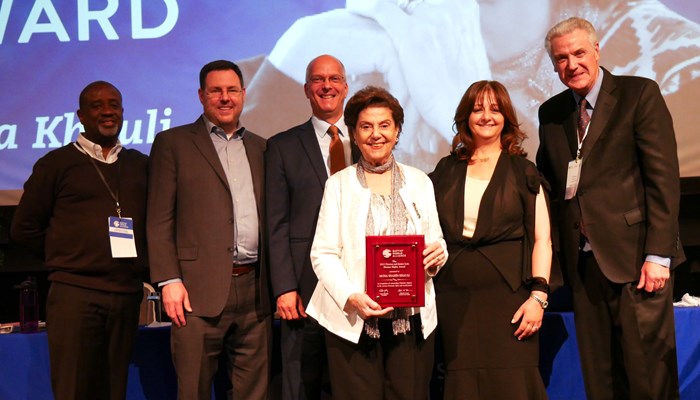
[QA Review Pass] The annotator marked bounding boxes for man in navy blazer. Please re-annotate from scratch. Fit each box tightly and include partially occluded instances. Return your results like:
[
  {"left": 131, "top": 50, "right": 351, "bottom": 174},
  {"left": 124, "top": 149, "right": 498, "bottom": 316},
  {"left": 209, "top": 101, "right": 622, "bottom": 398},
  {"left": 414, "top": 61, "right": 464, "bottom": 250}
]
[
  {"left": 537, "top": 18, "right": 685, "bottom": 400},
  {"left": 265, "top": 54, "right": 358, "bottom": 399},
  {"left": 148, "top": 60, "right": 271, "bottom": 399}
]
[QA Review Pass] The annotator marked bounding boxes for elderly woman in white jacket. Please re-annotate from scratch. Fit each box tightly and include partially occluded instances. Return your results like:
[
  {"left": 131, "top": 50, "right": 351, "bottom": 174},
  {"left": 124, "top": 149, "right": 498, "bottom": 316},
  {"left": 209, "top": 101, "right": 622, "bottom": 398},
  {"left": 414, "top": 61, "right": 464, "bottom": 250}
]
[{"left": 307, "top": 86, "right": 447, "bottom": 400}]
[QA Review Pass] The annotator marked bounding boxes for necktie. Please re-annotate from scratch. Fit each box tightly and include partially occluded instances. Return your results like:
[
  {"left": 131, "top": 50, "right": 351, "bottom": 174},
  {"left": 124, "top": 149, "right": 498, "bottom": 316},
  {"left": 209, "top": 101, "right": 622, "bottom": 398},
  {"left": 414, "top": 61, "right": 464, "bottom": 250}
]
[
  {"left": 576, "top": 98, "right": 590, "bottom": 242},
  {"left": 578, "top": 98, "right": 590, "bottom": 142},
  {"left": 328, "top": 125, "right": 346, "bottom": 175}
]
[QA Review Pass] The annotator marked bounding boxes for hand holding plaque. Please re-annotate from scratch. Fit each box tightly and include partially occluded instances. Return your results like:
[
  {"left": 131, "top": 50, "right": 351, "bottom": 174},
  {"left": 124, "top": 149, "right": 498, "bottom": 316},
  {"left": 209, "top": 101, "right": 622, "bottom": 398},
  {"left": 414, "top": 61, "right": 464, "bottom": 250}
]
[{"left": 366, "top": 235, "right": 425, "bottom": 308}]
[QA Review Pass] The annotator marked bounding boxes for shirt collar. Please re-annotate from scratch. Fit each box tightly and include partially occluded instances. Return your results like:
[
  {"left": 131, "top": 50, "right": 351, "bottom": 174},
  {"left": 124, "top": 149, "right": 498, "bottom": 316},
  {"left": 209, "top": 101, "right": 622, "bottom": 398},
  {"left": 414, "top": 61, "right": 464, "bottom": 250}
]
[
  {"left": 311, "top": 115, "right": 348, "bottom": 139},
  {"left": 203, "top": 114, "right": 245, "bottom": 140},
  {"left": 75, "top": 133, "right": 122, "bottom": 164}
]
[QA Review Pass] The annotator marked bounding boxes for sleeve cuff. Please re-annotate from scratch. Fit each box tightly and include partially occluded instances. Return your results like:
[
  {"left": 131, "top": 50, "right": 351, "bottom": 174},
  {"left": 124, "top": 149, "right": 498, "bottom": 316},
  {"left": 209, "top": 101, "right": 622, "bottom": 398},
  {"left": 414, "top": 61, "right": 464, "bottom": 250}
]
[
  {"left": 158, "top": 278, "right": 182, "bottom": 287},
  {"left": 645, "top": 255, "right": 671, "bottom": 268}
]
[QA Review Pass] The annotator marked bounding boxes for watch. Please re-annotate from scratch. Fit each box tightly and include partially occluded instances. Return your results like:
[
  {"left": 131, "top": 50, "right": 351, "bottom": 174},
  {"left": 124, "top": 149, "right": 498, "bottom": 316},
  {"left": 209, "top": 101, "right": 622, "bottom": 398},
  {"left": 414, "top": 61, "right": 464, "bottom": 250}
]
[{"left": 530, "top": 293, "right": 549, "bottom": 309}]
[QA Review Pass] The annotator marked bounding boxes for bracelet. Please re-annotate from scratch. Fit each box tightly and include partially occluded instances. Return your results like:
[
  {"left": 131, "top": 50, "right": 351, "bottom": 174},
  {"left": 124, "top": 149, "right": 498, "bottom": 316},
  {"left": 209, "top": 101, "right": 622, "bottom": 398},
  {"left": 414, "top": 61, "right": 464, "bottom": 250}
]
[
  {"left": 530, "top": 293, "right": 549, "bottom": 309},
  {"left": 528, "top": 276, "right": 550, "bottom": 295}
]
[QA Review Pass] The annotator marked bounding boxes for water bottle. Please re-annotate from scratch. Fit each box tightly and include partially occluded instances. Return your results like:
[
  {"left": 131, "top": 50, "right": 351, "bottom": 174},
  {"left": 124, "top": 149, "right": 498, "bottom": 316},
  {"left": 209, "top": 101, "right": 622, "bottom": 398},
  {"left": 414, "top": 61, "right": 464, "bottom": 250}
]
[{"left": 17, "top": 277, "right": 39, "bottom": 333}]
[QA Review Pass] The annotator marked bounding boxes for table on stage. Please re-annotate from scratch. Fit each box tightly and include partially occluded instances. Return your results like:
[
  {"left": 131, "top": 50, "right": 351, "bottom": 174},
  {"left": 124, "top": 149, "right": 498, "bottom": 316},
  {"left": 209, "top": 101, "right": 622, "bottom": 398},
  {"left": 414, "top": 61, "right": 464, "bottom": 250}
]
[
  {"left": 1, "top": 308, "right": 699, "bottom": 399},
  {"left": 0, "top": 324, "right": 177, "bottom": 400},
  {"left": 538, "top": 307, "right": 700, "bottom": 400}
]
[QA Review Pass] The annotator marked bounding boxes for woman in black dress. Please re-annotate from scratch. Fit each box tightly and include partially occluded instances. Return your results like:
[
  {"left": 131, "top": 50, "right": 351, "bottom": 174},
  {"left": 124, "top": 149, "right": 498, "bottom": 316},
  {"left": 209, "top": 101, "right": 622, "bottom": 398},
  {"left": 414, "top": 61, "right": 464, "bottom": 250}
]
[{"left": 430, "top": 80, "right": 557, "bottom": 399}]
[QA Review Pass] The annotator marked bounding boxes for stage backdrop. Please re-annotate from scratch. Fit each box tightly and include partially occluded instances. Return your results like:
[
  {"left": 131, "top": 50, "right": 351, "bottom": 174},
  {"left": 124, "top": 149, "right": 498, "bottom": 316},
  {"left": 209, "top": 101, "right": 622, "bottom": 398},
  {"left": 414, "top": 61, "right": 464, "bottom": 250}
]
[{"left": 1, "top": 0, "right": 699, "bottom": 205}]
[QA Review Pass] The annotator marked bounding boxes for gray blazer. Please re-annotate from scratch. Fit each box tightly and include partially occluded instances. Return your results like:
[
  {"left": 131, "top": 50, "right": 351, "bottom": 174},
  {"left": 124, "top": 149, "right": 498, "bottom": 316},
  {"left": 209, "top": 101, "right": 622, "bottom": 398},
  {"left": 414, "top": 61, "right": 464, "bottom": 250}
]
[{"left": 147, "top": 116, "right": 270, "bottom": 317}]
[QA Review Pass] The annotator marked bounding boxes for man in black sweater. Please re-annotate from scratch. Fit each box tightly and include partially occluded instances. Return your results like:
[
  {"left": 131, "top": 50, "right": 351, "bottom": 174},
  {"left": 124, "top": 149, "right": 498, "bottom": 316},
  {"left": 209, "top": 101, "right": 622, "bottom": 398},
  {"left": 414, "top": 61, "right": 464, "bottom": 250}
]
[{"left": 11, "top": 81, "right": 148, "bottom": 400}]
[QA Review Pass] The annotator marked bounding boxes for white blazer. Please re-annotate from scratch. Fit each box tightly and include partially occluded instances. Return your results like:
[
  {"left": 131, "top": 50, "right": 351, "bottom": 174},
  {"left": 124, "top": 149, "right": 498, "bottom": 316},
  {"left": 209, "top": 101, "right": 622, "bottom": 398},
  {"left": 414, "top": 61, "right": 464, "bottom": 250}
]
[{"left": 307, "top": 163, "right": 447, "bottom": 343}]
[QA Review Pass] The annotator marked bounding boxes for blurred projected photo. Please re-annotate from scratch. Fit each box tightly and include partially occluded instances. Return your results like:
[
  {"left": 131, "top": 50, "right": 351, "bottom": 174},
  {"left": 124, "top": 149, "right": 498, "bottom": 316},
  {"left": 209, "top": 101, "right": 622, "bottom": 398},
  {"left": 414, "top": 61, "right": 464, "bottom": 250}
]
[{"left": 241, "top": 0, "right": 700, "bottom": 174}]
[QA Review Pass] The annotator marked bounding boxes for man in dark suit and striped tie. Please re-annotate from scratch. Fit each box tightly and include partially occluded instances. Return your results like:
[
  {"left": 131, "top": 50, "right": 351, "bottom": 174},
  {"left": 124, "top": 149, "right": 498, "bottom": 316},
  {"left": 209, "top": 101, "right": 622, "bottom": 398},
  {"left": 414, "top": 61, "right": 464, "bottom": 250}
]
[
  {"left": 537, "top": 17, "right": 685, "bottom": 400},
  {"left": 265, "top": 54, "right": 358, "bottom": 400}
]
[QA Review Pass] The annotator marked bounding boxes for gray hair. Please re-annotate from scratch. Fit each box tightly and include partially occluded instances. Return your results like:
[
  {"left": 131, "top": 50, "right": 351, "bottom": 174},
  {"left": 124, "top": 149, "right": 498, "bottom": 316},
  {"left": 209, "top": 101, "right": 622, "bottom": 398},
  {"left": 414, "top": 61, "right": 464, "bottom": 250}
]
[{"left": 544, "top": 17, "right": 598, "bottom": 60}]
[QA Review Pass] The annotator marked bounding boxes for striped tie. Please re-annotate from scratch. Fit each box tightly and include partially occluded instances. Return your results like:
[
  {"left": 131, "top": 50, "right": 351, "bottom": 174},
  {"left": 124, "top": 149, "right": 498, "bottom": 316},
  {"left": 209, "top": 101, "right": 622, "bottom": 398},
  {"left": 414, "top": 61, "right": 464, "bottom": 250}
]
[{"left": 328, "top": 125, "right": 346, "bottom": 175}]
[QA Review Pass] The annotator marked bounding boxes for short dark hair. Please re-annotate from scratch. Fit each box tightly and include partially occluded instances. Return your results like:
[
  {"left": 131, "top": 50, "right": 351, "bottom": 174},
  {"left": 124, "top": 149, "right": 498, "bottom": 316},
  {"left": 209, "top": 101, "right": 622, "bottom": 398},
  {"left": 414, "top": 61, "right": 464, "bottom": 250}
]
[
  {"left": 344, "top": 86, "right": 404, "bottom": 137},
  {"left": 79, "top": 81, "right": 121, "bottom": 110},
  {"left": 199, "top": 60, "right": 244, "bottom": 89},
  {"left": 452, "top": 80, "right": 526, "bottom": 160}
]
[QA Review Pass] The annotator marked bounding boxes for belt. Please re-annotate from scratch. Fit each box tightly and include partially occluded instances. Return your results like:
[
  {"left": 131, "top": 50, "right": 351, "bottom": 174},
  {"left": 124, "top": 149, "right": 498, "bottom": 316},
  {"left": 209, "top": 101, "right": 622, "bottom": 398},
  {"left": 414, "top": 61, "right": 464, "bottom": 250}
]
[{"left": 232, "top": 262, "right": 257, "bottom": 277}]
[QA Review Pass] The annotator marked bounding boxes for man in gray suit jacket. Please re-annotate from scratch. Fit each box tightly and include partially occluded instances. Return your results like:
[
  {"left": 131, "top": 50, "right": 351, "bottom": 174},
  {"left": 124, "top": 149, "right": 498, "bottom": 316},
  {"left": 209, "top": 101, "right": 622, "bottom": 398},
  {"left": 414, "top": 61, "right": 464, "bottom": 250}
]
[
  {"left": 265, "top": 54, "right": 358, "bottom": 400},
  {"left": 147, "top": 60, "right": 271, "bottom": 399},
  {"left": 537, "top": 18, "right": 685, "bottom": 400}
]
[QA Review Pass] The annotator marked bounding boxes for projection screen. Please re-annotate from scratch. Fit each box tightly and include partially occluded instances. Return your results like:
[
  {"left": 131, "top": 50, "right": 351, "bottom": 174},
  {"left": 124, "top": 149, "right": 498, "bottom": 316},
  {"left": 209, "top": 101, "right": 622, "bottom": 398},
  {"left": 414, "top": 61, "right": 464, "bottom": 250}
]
[{"left": 1, "top": 0, "right": 698, "bottom": 205}]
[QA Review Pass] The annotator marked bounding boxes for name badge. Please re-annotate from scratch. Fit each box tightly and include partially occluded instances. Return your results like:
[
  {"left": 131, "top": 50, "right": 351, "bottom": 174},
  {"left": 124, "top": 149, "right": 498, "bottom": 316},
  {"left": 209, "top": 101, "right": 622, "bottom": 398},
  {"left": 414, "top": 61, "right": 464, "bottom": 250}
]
[
  {"left": 108, "top": 216, "right": 138, "bottom": 258},
  {"left": 565, "top": 159, "right": 582, "bottom": 200}
]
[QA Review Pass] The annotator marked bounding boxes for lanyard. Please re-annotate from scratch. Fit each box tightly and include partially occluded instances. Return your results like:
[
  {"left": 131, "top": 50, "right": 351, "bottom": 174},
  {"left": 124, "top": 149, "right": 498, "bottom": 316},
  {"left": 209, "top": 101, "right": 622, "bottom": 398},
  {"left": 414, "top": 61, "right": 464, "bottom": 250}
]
[
  {"left": 76, "top": 143, "right": 122, "bottom": 218},
  {"left": 576, "top": 120, "right": 590, "bottom": 160}
]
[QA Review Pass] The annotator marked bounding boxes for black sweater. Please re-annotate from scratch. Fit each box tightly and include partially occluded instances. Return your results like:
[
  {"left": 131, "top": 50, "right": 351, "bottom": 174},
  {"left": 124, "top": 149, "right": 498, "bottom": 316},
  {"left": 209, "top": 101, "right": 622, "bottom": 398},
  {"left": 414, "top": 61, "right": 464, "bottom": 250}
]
[{"left": 11, "top": 144, "right": 148, "bottom": 293}]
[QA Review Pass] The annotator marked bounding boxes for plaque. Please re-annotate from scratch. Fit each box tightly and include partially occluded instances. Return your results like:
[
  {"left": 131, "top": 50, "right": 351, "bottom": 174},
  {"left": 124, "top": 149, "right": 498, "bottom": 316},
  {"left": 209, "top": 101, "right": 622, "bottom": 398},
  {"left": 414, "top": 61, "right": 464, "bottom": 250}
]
[{"left": 366, "top": 235, "right": 425, "bottom": 308}]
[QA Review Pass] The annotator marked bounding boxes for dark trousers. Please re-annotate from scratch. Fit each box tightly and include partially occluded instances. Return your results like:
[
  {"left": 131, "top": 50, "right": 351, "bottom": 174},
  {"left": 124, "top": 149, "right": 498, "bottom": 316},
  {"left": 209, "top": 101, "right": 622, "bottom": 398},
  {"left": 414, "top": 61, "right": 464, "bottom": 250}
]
[
  {"left": 46, "top": 282, "right": 142, "bottom": 400},
  {"left": 324, "top": 314, "right": 434, "bottom": 400},
  {"left": 280, "top": 316, "right": 328, "bottom": 400},
  {"left": 572, "top": 251, "right": 679, "bottom": 400},
  {"left": 171, "top": 272, "right": 272, "bottom": 400}
]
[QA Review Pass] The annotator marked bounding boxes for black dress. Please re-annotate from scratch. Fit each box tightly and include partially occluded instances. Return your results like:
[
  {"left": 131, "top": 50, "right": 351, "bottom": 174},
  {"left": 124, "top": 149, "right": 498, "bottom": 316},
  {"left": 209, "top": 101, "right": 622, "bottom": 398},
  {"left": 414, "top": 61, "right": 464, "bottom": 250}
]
[{"left": 430, "top": 152, "right": 553, "bottom": 399}]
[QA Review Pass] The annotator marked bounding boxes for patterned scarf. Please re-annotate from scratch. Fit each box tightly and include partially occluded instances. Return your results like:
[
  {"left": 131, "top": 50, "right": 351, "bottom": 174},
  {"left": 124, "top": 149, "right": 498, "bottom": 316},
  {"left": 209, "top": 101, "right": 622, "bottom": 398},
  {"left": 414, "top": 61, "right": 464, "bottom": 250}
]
[{"left": 357, "top": 155, "right": 412, "bottom": 338}]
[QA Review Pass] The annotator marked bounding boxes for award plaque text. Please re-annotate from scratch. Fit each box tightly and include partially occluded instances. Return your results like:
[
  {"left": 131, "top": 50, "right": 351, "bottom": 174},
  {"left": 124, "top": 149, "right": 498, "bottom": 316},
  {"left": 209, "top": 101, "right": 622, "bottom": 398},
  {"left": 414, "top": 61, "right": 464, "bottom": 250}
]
[{"left": 366, "top": 235, "right": 425, "bottom": 308}]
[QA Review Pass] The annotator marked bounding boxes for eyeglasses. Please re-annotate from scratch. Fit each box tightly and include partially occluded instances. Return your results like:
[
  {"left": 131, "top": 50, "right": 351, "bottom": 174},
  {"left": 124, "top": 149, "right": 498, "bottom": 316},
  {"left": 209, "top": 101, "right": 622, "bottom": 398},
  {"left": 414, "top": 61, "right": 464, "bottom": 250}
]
[
  {"left": 205, "top": 87, "right": 244, "bottom": 99},
  {"left": 308, "top": 75, "right": 345, "bottom": 85}
]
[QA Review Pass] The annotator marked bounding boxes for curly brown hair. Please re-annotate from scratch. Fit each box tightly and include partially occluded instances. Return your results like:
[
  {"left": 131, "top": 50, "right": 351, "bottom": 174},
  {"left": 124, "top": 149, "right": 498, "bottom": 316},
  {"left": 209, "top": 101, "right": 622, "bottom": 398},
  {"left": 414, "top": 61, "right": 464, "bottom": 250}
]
[
  {"left": 451, "top": 80, "right": 527, "bottom": 161},
  {"left": 344, "top": 86, "right": 404, "bottom": 139}
]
